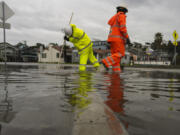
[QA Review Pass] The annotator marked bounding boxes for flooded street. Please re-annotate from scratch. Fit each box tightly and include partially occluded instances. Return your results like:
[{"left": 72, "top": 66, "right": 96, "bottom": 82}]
[{"left": 0, "top": 63, "right": 180, "bottom": 135}]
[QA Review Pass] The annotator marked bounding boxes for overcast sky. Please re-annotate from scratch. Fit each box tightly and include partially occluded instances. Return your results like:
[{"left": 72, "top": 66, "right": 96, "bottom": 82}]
[{"left": 1, "top": 0, "right": 180, "bottom": 46}]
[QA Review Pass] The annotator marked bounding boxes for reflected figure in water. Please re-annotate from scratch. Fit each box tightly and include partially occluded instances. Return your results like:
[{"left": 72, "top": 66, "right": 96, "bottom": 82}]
[
  {"left": 0, "top": 67, "right": 14, "bottom": 134},
  {"left": 68, "top": 72, "right": 93, "bottom": 111},
  {"left": 104, "top": 72, "right": 128, "bottom": 128}
]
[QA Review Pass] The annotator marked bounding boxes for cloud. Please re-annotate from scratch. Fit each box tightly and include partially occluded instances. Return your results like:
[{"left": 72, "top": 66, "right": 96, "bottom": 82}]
[{"left": 0, "top": 0, "right": 180, "bottom": 46}]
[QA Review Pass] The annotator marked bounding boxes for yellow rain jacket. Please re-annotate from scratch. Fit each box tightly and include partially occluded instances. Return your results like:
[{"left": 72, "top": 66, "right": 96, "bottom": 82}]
[
  {"left": 69, "top": 24, "right": 92, "bottom": 54},
  {"left": 68, "top": 24, "right": 100, "bottom": 71}
]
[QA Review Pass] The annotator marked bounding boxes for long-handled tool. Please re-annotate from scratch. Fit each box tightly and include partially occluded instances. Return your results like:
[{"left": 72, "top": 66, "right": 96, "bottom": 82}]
[{"left": 59, "top": 12, "right": 74, "bottom": 64}]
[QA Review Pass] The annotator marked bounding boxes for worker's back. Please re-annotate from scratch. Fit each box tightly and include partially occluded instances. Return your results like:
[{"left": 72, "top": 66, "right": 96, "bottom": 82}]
[{"left": 69, "top": 24, "right": 92, "bottom": 51}]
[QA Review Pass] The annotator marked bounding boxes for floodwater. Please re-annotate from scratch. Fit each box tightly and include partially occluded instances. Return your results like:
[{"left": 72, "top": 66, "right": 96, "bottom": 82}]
[{"left": 0, "top": 63, "right": 180, "bottom": 135}]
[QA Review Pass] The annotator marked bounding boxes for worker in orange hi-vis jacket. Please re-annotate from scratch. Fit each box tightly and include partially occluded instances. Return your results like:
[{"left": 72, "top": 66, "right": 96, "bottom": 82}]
[{"left": 102, "top": 5, "right": 131, "bottom": 72}]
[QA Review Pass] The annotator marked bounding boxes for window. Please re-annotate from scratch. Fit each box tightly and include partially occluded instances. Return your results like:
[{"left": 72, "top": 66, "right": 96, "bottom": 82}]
[
  {"left": 56, "top": 53, "right": 59, "bottom": 58},
  {"left": 42, "top": 53, "right": 46, "bottom": 58}
]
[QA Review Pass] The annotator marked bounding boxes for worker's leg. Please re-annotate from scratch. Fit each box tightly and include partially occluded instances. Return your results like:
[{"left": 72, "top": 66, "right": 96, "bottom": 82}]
[
  {"left": 111, "top": 41, "right": 125, "bottom": 72},
  {"left": 101, "top": 42, "right": 121, "bottom": 68},
  {"left": 79, "top": 51, "right": 89, "bottom": 71},
  {"left": 112, "top": 58, "right": 121, "bottom": 72},
  {"left": 88, "top": 47, "right": 100, "bottom": 68},
  {"left": 102, "top": 41, "right": 125, "bottom": 71}
]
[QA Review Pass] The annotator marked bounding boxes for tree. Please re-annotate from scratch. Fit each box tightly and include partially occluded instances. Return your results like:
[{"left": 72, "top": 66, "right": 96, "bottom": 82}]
[
  {"left": 36, "top": 43, "right": 45, "bottom": 49},
  {"left": 151, "top": 32, "right": 163, "bottom": 50}
]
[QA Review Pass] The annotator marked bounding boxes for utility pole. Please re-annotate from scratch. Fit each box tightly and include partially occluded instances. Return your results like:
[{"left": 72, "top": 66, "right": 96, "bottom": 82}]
[
  {"left": 174, "top": 45, "right": 176, "bottom": 66},
  {"left": 2, "top": 2, "right": 6, "bottom": 68},
  {"left": 0, "top": 1, "right": 14, "bottom": 69}
]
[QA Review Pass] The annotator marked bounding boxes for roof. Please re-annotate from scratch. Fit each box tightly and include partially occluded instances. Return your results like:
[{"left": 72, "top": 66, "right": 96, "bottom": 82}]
[
  {"left": 52, "top": 45, "right": 61, "bottom": 51},
  {"left": 0, "top": 42, "right": 18, "bottom": 50}
]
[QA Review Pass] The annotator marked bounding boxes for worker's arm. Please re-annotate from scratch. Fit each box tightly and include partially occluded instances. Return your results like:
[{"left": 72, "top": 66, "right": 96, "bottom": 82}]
[
  {"left": 69, "top": 28, "right": 84, "bottom": 43},
  {"left": 118, "top": 14, "right": 129, "bottom": 39}
]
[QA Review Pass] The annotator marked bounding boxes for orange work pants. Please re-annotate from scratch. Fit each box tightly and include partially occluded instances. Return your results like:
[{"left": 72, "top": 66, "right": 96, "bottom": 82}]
[{"left": 102, "top": 41, "right": 125, "bottom": 71}]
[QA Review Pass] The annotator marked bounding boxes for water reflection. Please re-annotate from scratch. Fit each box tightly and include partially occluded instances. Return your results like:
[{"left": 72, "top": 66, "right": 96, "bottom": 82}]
[
  {"left": 122, "top": 70, "right": 180, "bottom": 135},
  {"left": 68, "top": 72, "right": 92, "bottom": 109},
  {"left": 104, "top": 72, "right": 128, "bottom": 128},
  {"left": 62, "top": 71, "right": 93, "bottom": 114},
  {"left": 0, "top": 67, "right": 14, "bottom": 134},
  {"left": 168, "top": 79, "right": 174, "bottom": 111}
]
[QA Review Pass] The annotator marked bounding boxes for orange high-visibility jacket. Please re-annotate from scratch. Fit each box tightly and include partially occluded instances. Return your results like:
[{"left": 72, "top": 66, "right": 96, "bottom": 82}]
[{"left": 108, "top": 12, "right": 129, "bottom": 42}]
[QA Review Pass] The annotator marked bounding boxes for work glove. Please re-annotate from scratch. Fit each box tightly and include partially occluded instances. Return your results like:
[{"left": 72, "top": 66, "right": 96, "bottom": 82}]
[
  {"left": 64, "top": 36, "right": 69, "bottom": 41},
  {"left": 126, "top": 38, "right": 131, "bottom": 45}
]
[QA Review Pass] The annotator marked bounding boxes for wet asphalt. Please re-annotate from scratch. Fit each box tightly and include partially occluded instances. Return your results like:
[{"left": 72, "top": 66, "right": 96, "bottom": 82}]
[{"left": 0, "top": 63, "right": 180, "bottom": 135}]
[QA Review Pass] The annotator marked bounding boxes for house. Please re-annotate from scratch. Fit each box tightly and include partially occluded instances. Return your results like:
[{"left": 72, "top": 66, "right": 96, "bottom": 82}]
[
  {"left": 93, "top": 49, "right": 110, "bottom": 61},
  {"left": 38, "top": 44, "right": 62, "bottom": 63},
  {"left": 0, "top": 42, "right": 18, "bottom": 62},
  {"left": 38, "top": 44, "right": 72, "bottom": 63},
  {"left": 72, "top": 50, "right": 79, "bottom": 63},
  {"left": 20, "top": 46, "right": 39, "bottom": 62},
  {"left": 92, "top": 41, "right": 109, "bottom": 50},
  {"left": 93, "top": 41, "right": 110, "bottom": 61},
  {"left": 15, "top": 43, "right": 45, "bottom": 62}
]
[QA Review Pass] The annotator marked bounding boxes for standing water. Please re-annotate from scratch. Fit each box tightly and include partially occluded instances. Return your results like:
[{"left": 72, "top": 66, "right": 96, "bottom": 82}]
[{"left": 0, "top": 63, "right": 180, "bottom": 135}]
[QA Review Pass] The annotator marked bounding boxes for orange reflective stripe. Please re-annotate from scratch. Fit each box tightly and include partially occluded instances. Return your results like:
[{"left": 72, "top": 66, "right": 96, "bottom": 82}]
[
  {"left": 108, "top": 35, "right": 126, "bottom": 40},
  {"left": 105, "top": 58, "right": 111, "bottom": 66},
  {"left": 111, "top": 25, "right": 126, "bottom": 28},
  {"left": 113, "top": 69, "right": 121, "bottom": 71},
  {"left": 108, "top": 56, "right": 115, "bottom": 64},
  {"left": 112, "top": 66, "right": 121, "bottom": 71}
]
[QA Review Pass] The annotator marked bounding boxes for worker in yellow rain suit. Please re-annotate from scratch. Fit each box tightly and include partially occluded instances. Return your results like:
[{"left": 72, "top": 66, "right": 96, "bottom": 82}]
[{"left": 63, "top": 24, "right": 100, "bottom": 71}]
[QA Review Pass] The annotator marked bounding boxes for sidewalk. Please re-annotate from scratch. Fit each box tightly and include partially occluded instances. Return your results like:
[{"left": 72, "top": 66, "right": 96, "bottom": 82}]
[{"left": 72, "top": 92, "right": 128, "bottom": 135}]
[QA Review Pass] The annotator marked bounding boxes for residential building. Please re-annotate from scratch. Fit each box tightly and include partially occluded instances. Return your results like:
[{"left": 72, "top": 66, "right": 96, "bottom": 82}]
[
  {"left": 38, "top": 44, "right": 62, "bottom": 63},
  {"left": 93, "top": 49, "right": 110, "bottom": 61},
  {"left": 38, "top": 44, "right": 72, "bottom": 63},
  {"left": 0, "top": 42, "right": 18, "bottom": 62},
  {"left": 93, "top": 41, "right": 110, "bottom": 61},
  {"left": 72, "top": 50, "right": 79, "bottom": 63},
  {"left": 15, "top": 43, "right": 38, "bottom": 62},
  {"left": 20, "top": 46, "right": 39, "bottom": 62},
  {"left": 92, "top": 41, "right": 109, "bottom": 50}
]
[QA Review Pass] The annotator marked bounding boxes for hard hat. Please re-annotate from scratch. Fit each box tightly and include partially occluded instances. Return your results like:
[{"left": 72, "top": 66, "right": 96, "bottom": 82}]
[
  {"left": 63, "top": 25, "right": 72, "bottom": 36},
  {"left": 116, "top": 3, "right": 128, "bottom": 13}
]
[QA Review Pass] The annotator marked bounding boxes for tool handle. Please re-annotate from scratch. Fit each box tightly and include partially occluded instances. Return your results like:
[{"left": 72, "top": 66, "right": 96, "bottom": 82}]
[
  {"left": 69, "top": 12, "right": 74, "bottom": 25},
  {"left": 59, "top": 12, "right": 74, "bottom": 63}
]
